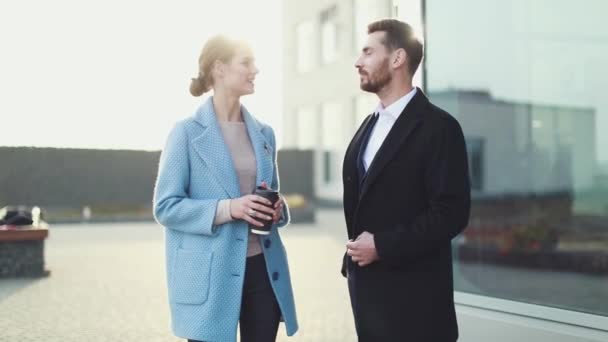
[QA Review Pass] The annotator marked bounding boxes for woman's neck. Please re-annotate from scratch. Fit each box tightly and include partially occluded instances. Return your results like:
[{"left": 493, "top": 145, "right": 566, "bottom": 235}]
[{"left": 212, "top": 90, "right": 242, "bottom": 122}]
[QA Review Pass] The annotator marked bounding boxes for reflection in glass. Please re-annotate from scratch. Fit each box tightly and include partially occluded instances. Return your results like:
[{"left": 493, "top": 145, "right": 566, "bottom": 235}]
[{"left": 426, "top": 0, "right": 608, "bottom": 317}]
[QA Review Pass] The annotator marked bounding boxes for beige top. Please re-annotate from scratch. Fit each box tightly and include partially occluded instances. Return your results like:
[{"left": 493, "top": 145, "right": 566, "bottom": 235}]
[{"left": 214, "top": 121, "right": 262, "bottom": 257}]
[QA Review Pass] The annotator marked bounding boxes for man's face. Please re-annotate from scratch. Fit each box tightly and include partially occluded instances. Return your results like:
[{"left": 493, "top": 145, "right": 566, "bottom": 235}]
[{"left": 355, "top": 31, "right": 392, "bottom": 93}]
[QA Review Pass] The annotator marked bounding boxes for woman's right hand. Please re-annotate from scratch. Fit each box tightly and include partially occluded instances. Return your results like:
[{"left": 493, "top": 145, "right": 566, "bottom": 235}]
[{"left": 230, "top": 194, "right": 275, "bottom": 227}]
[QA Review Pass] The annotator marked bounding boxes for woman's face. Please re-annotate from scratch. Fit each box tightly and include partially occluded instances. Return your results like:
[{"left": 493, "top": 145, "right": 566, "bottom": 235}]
[{"left": 219, "top": 46, "right": 259, "bottom": 96}]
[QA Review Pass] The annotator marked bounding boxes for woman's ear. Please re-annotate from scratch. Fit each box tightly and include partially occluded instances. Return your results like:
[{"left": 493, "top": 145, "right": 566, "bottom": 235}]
[{"left": 212, "top": 60, "right": 224, "bottom": 79}]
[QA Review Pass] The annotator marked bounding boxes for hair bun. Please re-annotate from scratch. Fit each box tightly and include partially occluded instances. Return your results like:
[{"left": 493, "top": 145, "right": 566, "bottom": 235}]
[{"left": 189, "top": 75, "right": 208, "bottom": 97}]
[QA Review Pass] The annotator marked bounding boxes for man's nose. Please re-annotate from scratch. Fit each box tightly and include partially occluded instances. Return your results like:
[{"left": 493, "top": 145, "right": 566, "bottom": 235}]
[{"left": 354, "top": 55, "right": 363, "bottom": 68}]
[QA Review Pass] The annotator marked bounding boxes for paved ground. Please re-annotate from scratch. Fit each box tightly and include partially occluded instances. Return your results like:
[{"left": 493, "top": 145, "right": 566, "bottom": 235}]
[
  {"left": 3, "top": 209, "right": 606, "bottom": 341},
  {"left": 0, "top": 210, "right": 357, "bottom": 342}
]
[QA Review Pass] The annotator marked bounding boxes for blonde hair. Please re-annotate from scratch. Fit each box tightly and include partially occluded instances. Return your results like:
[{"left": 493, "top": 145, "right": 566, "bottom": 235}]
[{"left": 189, "top": 35, "right": 242, "bottom": 96}]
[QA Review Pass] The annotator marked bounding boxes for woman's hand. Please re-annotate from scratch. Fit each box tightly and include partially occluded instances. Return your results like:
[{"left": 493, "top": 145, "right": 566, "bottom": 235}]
[
  {"left": 230, "top": 194, "right": 275, "bottom": 227},
  {"left": 258, "top": 181, "right": 284, "bottom": 224},
  {"left": 272, "top": 195, "right": 285, "bottom": 223}
]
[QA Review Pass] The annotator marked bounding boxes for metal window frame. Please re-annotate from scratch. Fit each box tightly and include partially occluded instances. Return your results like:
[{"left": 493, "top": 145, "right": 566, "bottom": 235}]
[{"left": 455, "top": 292, "right": 608, "bottom": 332}]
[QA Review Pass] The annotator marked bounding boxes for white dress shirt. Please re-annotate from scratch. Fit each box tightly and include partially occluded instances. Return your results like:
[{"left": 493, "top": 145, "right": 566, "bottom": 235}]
[{"left": 363, "top": 87, "right": 417, "bottom": 171}]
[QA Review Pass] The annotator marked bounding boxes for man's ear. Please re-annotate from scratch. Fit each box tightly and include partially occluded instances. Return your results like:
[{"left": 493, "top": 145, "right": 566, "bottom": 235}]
[{"left": 391, "top": 48, "right": 407, "bottom": 69}]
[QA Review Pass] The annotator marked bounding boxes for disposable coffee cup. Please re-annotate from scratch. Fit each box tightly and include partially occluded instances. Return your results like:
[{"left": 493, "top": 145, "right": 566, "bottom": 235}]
[{"left": 249, "top": 186, "right": 279, "bottom": 235}]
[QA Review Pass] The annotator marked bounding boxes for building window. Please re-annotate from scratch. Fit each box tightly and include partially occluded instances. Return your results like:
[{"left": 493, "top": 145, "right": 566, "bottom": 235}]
[
  {"left": 323, "top": 150, "right": 333, "bottom": 183},
  {"left": 320, "top": 6, "right": 339, "bottom": 64},
  {"left": 352, "top": 0, "right": 391, "bottom": 52},
  {"left": 426, "top": 0, "right": 608, "bottom": 318},
  {"left": 466, "top": 137, "right": 484, "bottom": 191},
  {"left": 296, "top": 106, "right": 318, "bottom": 149},
  {"left": 296, "top": 20, "right": 315, "bottom": 73},
  {"left": 321, "top": 100, "right": 345, "bottom": 150},
  {"left": 354, "top": 93, "right": 377, "bottom": 130},
  {"left": 321, "top": 100, "right": 345, "bottom": 185}
]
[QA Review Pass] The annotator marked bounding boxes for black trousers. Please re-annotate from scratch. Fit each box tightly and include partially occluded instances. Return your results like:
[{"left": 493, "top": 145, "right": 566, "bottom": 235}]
[{"left": 189, "top": 253, "right": 281, "bottom": 342}]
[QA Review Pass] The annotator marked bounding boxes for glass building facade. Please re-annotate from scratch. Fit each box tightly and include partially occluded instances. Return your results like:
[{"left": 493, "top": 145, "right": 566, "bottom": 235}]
[{"left": 425, "top": 0, "right": 608, "bottom": 319}]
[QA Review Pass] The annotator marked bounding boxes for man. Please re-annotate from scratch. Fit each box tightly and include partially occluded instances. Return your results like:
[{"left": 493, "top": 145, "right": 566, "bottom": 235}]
[{"left": 342, "top": 19, "right": 471, "bottom": 341}]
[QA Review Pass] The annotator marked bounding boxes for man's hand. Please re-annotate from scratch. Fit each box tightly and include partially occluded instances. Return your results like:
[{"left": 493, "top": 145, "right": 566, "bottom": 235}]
[{"left": 346, "top": 231, "right": 379, "bottom": 267}]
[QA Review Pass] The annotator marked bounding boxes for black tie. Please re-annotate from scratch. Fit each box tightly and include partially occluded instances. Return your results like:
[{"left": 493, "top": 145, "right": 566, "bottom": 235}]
[{"left": 356, "top": 113, "right": 379, "bottom": 185}]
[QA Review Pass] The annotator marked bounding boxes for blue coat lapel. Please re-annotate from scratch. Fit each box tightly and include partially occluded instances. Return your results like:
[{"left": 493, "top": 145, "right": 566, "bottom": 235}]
[
  {"left": 191, "top": 97, "right": 274, "bottom": 199},
  {"left": 242, "top": 105, "right": 274, "bottom": 190},
  {"left": 191, "top": 98, "right": 240, "bottom": 198}
]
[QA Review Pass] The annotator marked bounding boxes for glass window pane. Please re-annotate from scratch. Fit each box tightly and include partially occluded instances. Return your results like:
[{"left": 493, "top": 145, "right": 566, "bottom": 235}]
[
  {"left": 296, "top": 20, "right": 315, "bottom": 73},
  {"left": 320, "top": 100, "right": 346, "bottom": 186},
  {"left": 321, "top": 100, "right": 345, "bottom": 150},
  {"left": 296, "top": 106, "right": 318, "bottom": 149},
  {"left": 354, "top": 93, "right": 377, "bottom": 128},
  {"left": 352, "top": 0, "right": 391, "bottom": 52},
  {"left": 321, "top": 6, "right": 339, "bottom": 64},
  {"left": 426, "top": 0, "right": 608, "bottom": 316}
]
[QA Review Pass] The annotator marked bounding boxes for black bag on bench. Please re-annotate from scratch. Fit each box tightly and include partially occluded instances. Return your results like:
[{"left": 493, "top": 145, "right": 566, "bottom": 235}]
[{"left": 0, "top": 207, "right": 34, "bottom": 226}]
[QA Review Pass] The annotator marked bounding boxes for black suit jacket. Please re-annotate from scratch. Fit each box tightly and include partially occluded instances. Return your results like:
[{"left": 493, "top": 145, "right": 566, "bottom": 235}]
[{"left": 342, "top": 88, "right": 471, "bottom": 341}]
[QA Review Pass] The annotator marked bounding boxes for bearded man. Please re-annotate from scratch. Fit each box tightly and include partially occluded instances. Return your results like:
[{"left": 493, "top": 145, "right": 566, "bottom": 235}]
[{"left": 342, "top": 19, "right": 471, "bottom": 342}]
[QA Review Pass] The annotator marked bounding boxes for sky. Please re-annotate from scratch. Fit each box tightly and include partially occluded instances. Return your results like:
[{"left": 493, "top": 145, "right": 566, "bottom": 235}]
[{"left": 0, "top": 0, "right": 282, "bottom": 151}]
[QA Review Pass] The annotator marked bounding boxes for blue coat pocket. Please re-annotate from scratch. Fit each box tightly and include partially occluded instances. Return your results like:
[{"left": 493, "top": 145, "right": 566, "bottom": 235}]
[{"left": 170, "top": 248, "right": 213, "bottom": 304}]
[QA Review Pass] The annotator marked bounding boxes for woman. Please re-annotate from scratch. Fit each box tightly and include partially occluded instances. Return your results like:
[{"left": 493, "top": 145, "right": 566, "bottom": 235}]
[{"left": 153, "top": 35, "right": 298, "bottom": 342}]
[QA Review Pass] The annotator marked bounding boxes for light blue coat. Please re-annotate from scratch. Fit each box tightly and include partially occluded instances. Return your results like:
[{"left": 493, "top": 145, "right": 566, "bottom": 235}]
[{"left": 153, "top": 97, "right": 298, "bottom": 341}]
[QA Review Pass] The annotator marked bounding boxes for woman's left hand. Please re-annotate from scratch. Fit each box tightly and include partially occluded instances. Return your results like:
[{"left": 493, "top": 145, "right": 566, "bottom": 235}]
[
  {"left": 272, "top": 195, "right": 284, "bottom": 223},
  {"left": 260, "top": 181, "right": 284, "bottom": 224}
]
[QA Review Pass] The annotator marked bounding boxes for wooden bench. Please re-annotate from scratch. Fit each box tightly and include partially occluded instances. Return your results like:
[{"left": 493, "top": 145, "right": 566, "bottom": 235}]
[{"left": 0, "top": 226, "right": 50, "bottom": 278}]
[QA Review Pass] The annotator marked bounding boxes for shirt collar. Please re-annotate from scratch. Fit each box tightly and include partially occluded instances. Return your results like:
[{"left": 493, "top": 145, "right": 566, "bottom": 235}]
[{"left": 374, "top": 87, "right": 417, "bottom": 121}]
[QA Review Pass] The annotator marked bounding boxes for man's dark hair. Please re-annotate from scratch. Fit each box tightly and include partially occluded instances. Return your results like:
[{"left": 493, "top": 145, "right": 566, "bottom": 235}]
[{"left": 368, "top": 19, "right": 423, "bottom": 76}]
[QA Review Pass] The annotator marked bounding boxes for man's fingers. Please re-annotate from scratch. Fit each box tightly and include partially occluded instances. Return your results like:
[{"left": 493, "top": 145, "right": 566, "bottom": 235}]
[
  {"left": 347, "top": 249, "right": 359, "bottom": 257},
  {"left": 354, "top": 233, "right": 367, "bottom": 241}
]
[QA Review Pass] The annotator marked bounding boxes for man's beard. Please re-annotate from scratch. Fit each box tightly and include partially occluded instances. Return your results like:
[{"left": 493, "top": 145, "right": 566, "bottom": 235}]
[{"left": 359, "top": 60, "right": 392, "bottom": 93}]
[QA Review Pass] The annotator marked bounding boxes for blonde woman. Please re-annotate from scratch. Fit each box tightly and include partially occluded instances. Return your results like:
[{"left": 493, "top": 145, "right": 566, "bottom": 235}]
[{"left": 154, "top": 35, "right": 298, "bottom": 342}]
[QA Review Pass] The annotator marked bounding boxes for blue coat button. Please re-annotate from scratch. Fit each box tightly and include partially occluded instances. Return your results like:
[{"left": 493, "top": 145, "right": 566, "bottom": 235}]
[
  {"left": 264, "top": 239, "right": 271, "bottom": 248},
  {"left": 272, "top": 272, "right": 279, "bottom": 281}
]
